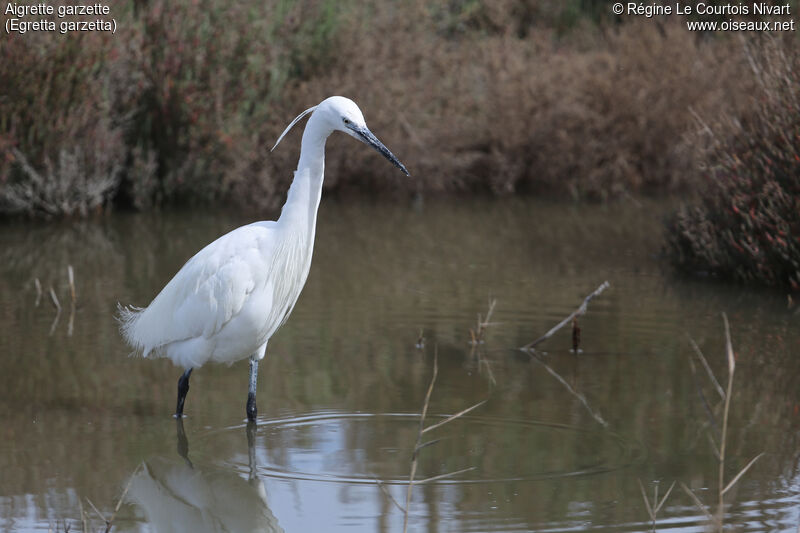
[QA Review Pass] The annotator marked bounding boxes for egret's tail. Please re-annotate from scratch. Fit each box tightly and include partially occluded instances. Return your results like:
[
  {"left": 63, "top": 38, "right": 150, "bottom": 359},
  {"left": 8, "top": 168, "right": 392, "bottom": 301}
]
[{"left": 117, "top": 303, "right": 150, "bottom": 357}]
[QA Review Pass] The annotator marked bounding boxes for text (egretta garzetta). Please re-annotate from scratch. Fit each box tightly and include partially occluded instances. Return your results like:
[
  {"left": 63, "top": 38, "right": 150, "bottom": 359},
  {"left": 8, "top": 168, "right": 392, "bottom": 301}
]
[{"left": 119, "top": 96, "right": 409, "bottom": 421}]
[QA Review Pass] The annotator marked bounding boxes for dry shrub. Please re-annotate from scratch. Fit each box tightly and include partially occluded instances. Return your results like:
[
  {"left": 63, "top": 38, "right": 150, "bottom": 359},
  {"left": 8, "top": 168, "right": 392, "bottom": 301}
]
[
  {"left": 0, "top": 1, "right": 763, "bottom": 215},
  {"left": 117, "top": 0, "right": 347, "bottom": 208},
  {"left": 0, "top": 31, "right": 126, "bottom": 216},
  {"left": 665, "top": 37, "right": 800, "bottom": 291},
  {"left": 286, "top": 6, "right": 750, "bottom": 201},
  {"left": 0, "top": 0, "right": 345, "bottom": 214}
]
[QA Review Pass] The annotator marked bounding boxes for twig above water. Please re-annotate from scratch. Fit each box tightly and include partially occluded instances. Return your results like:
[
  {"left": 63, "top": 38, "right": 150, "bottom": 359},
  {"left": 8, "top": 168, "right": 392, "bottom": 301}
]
[{"left": 520, "top": 281, "right": 610, "bottom": 352}]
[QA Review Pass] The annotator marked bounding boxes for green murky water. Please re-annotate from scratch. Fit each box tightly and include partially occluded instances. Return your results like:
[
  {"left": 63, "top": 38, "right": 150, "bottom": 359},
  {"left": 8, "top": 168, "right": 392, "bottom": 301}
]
[{"left": 0, "top": 198, "right": 798, "bottom": 532}]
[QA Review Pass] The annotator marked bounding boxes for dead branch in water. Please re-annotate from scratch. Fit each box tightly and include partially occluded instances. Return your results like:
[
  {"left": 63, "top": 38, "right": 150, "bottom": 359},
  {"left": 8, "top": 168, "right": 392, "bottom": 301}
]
[
  {"left": 467, "top": 298, "right": 498, "bottom": 387},
  {"left": 638, "top": 479, "right": 676, "bottom": 532},
  {"left": 469, "top": 297, "right": 497, "bottom": 345},
  {"left": 688, "top": 335, "right": 725, "bottom": 401},
  {"left": 529, "top": 354, "right": 608, "bottom": 427},
  {"left": 571, "top": 316, "right": 581, "bottom": 353},
  {"left": 521, "top": 281, "right": 610, "bottom": 352}
]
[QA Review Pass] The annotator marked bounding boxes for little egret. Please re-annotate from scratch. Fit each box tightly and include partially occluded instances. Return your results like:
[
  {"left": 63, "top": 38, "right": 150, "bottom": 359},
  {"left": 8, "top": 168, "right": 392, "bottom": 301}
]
[{"left": 119, "top": 96, "right": 409, "bottom": 421}]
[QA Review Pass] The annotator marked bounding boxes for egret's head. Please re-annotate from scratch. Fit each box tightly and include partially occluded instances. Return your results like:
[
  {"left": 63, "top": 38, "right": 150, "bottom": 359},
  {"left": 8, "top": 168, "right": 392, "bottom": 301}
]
[
  {"left": 272, "top": 96, "right": 409, "bottom": 176},
  {"left": 318, "top": 96, "right": 367, "bottom": 136}
]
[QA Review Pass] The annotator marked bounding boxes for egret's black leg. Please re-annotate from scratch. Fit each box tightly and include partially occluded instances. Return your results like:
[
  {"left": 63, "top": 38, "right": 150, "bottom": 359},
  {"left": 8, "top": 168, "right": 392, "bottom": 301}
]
[
  {"left": 175, "top": 368, "right": 193, "bottom": 418},
  {"left": 246, "top": 356, "right": 258, "bottom": 421}
]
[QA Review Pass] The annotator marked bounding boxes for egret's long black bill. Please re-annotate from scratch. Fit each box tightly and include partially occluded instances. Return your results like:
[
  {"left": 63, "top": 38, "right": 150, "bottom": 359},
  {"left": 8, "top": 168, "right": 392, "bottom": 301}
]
[{"left": 352, "top": 126, "right": 410, "bottom": 176}]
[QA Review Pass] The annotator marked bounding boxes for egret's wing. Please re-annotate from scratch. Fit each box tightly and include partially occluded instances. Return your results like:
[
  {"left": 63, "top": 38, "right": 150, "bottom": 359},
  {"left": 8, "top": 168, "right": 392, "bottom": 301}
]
[{"left": 119, "top": 222, "right": 276, "bottom": 357}]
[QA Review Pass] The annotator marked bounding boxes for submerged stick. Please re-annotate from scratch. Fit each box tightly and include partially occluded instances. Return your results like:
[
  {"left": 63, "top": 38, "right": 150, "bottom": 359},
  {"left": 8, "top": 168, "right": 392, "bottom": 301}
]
[
  {"left": 470, "top": 298, "right": 497, "bottom": 345},
  {"left": 79, "top": 498, "right": 88, "bottom": 533},
  {"left": 415, "top": 329, "right": 425, "bottom": 350},
  {"left": 68, "top": 307, "right": 75, "bottom": 337},
  {"left": 529, "top": 354, "right": 608, "bottom": 427},
  {"left": 34, "top": 278, "right": 42, "bottom": 307},
  {"left": 688, "top": 335, "right": 725, "bottom": 401},
  {"left": 417, "top": 466, "right": 476, "bottom": 484},
  {"left": 718, "top": 313, "right": 735, "bottom": 524},
  {"left": 521, "top": 281, "right": 610, "bottom": 352},
  {"left": 572, "top": 316, "right": 580, "bottom": 353},
  {"left": 48, "top": 286, "right": 62, "bottom": 336},
  {"left": 85, "top": 498, "right": 107, "bottom": 530},
  {"left": 49, "top": 286, "right": 61, "bottom": 313},
  {"left": 67, "top": 265, "right": 76, "bottom": 337},
  {"left": 109, "top": 463, "right": 141, "bottom": 527},
  {"left": 638, "top": 479, "right": 675, "bottom": 530},
  {"left": 680, "top": 482, "right": 716, "bottom": 524},
  {"left": 374, "top": 477, "right": 405, "bottom": 513},
  {"left": 67, "top": 265, "right": 76, "bottom": 304}
]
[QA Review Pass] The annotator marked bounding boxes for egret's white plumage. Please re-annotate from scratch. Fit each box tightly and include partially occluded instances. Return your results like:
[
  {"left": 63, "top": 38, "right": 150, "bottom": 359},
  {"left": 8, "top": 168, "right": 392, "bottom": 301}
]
[{"left": 118, "top": 96, "right": 408, "bottom": 419}]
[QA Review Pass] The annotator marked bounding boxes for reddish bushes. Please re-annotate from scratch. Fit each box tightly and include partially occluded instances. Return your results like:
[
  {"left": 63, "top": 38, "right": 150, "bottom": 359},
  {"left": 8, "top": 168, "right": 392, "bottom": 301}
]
[
  {"left": 0, "top": 1, "right": 764, "bottom": 216},
  {"left": 665, "top": 38, "right": 800, "bottom": 290},
  {"left": 0, "top": 30, "right": 126, "bottom": 216}
]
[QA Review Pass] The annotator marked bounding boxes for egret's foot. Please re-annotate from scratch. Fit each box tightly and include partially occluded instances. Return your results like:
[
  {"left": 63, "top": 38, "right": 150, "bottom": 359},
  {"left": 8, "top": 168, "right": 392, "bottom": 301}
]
[{"left": 246, "top": 392, "right": 257, "bottom": 421}]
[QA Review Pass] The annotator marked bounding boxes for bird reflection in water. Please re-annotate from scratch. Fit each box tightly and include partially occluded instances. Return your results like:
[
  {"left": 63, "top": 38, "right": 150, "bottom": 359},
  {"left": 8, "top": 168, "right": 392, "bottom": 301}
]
[{"left": 125, "top": 420, "right": 284, "bottom": 532}]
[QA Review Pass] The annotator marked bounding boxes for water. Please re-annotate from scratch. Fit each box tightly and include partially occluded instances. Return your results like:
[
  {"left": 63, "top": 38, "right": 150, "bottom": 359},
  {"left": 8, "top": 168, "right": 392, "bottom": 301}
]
[{"left": 0, "top": 197, "right": 798, "bottom": 532}]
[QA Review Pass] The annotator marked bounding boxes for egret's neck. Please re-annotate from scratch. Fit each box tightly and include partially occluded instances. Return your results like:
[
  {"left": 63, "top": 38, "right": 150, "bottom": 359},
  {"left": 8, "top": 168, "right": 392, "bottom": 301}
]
[
  {"left": 297, "top": 113, "right": 330, "bottom": 178},
  {"left": 277, "top": 112, "right": 332, "bottom": 237}
]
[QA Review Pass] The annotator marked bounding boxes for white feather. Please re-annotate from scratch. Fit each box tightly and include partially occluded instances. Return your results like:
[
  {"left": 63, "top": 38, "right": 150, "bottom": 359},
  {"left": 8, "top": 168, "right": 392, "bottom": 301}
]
[{"left": 118, "top": 96, "right": 406, "bottom": 381}]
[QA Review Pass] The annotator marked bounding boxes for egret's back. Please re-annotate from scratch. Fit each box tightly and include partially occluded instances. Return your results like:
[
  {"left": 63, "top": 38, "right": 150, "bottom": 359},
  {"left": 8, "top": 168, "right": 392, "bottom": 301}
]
[{"left": 119, "top": 217, "right": 312, "bottom": 368}]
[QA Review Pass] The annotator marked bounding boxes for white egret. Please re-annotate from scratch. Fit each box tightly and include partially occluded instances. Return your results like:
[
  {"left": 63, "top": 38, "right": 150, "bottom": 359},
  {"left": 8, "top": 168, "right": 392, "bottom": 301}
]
[{"left": 119, "top": 96, "right": 409, "bottom": 420}]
